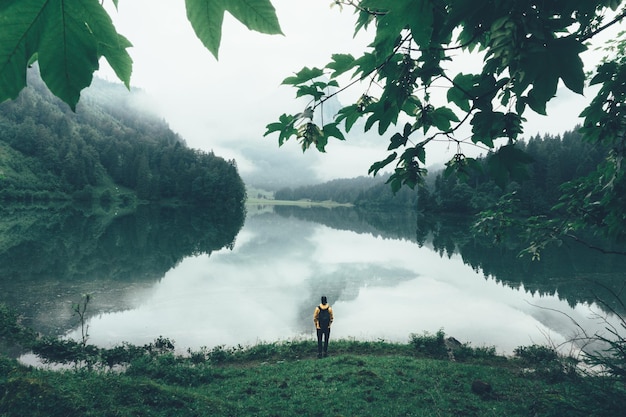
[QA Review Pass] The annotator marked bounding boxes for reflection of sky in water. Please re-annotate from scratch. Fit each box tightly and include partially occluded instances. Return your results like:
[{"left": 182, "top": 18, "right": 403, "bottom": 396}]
[{"left": 69, "top": 212, "right": 619, "bottom": 355}]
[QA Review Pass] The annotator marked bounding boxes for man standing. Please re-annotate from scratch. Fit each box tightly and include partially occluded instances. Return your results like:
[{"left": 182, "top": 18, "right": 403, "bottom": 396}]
[{"left": 313, "top": 296, "right": 334, "bottom": 358}]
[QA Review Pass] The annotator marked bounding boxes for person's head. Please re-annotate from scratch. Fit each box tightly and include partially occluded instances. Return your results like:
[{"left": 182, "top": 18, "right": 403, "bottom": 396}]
[{"left": 321, "top": 296, "right": 327, "bottom": 304}]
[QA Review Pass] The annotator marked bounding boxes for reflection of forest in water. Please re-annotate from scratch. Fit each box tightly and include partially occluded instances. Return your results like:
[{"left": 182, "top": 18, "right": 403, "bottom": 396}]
[
  {"left": 3, "top": 202, "right": 625, "bottom": 340},
  {"left": 273, "top": 205, "right": 626, "bottom": 314},
  {"left": 0, "top": 203, "right": 245, "bottom": 334}
]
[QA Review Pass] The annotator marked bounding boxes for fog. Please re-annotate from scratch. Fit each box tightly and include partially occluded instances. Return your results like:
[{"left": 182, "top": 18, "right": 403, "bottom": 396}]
[{"left": 94, "top": 1, "right": 618, "bottom": 189}]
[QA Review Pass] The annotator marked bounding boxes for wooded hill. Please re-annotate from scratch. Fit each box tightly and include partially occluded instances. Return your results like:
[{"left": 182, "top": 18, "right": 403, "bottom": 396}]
[
  {"left": 0, "top": 69, "right": 245, "bottom": 209},
  {"left": 275, "top": 128, "right": 609, "bottom": 216}
]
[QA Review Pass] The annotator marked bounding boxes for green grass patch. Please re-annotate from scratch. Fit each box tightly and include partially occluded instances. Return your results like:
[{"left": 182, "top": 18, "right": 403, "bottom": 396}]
[
  {"left": 1, "top": 333, "right": 626, "bottom": 416},
  {"left": 2, "top": 311, "right": 625, "bottom": 416},
  {"left": 2, "top": 347, "right": 625, "bottom": 417}
]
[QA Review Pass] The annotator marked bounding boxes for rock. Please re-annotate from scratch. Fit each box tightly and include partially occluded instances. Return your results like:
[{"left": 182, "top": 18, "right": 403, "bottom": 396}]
[
  {"left": 444, "top": 337, "right": 463, "bottom": 361},
  {"left": 446, "top": 337, "right": 462, "bottom": 348},
  {"left": 471, "top": 379, "right": 492, "bottom": 396}
]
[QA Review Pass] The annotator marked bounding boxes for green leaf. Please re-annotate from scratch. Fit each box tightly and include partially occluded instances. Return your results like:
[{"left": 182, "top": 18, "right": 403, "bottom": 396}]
[
  {"left": 388, "top": 125, "right": 411, "bottom": 151},
  {"left": 185, "top": 0, "right": 283, "bottom": 59},
  {"left": 430, "top": 106, "right": 459, "bottom": 131},
  {"left": 406, "top": 0, "right": 433, "bottom": 46},
  {"left": 352, "top": 52, "right": 379, "bottom": 80},
  {"left": 335, "top": 104, "right": 362, "bottom": 133},
  {"left": 0, "top": 0, "right": 44, "bottom": 103},
  {"left": 353, "top": 4, "right": 377, "bottom": 35},
  {"left": 447, "top": 73, "right": 478, "bottom": 112},
  {"left": 487, "top": 145, "right": 533, "bottom": 188},
  {"left": 388, "top": 173, "right": 402, "bottom": 194},
  {"left": 551, "top": 37, "right": 586, "bottom": 94},
  {"left": 363, "top": 99, "right": 399, "bottom": 135},
  {"left": 322, "top": 123, "right": 345, "bottom": 141},
  {"left": 447, "top": 85, "right": 470, "bottom": 112},
  {"left": 0, "top": 0, "right": 132, "bottom": 109},
  {"left": 281, "top": 67, "right": 324, "bottom": 85},
  {"left": 326, "top": 54, "right": 356, "bottom": 78},
  {"left": 370, "top": 11, "right": 402, "bottom": 58},
  {"left": 365, "top": 0, "right": 433, "bottom": 57},
  {"left": 526, "top": 88, "right": 549, "bottom": 115},
  {"left": 264, "top": 113, "right": 297, "bottom": 146},
  {"left": 100, "top": 34, "right": 133, "bottom": 89},
  {"left": 589, "top": 62, "right": 617, "bottom": 86},
  {"left": 38, "top": 0, "right": 109, "bottom": 110},
  {"left": 516, "top": 36, "right": 585, "bottom": 116},
  {"left": 400, "top": 145, "right": 426, "bottom": 164},
  {"left": 471, "top": 110, "right": 514, "bottom": 147},
  {"left": 368, "top": 152, "right": 397, "bottom": 176},
  {"left": 295, "top": 84, "right": 324, "bottom": 100}
]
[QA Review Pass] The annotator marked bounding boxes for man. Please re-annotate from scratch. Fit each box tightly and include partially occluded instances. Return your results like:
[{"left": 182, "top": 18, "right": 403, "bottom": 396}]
[{"left": 313, "top": 296, "right": 334, "bottom": 358}]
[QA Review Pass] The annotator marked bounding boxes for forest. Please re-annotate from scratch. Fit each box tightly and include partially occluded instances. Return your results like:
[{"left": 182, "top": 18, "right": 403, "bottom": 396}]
[
  {"left": 0, "top": 69, "right": 246, "bottom": 210},
  {"left": 275, "top": 128, "right": 610, "bottom": 217}
]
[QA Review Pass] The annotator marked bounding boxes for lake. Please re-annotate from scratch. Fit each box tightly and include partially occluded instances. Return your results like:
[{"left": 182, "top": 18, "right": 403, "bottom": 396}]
[{"left": 2, "top": 203, "right": 625, "bottom": 358}]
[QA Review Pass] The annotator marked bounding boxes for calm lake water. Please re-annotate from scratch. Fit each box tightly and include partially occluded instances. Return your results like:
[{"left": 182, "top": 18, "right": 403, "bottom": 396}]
[{"left": 2, "top": 204, "right": 625, "bottom": 357}]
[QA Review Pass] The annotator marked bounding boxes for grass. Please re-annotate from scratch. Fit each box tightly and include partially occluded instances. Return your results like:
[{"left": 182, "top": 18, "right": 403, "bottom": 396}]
[{"left": 2, "top": 331, "right": 626, "bottom": 417}]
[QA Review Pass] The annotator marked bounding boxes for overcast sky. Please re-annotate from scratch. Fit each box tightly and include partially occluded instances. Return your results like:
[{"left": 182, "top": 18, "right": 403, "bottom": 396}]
[{"left": 96, "top": 1, "right": 621, "bottom": 187}]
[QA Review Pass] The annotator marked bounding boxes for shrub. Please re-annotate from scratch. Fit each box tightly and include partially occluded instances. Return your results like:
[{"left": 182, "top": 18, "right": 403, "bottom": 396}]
[
  {"left": 144, "top": 336, "right": 176, "bottom": 356},
  {"left": 453, "top": 344, "right": 497, "bottom": 362},
  {"left": 409, "top": 329, "right": 448, "bottom": 358},
  {"left": 514, "top": 344, "right": 578, "bottom": 382},
  {"left": 100, "top": 343, "right": 146, "bottom": 368},
  {"left": 584, "top": 333, "right": 626, "bottom": 381},
  {"left": 0, "top": 304, "right": 36, "bottom": 349}
]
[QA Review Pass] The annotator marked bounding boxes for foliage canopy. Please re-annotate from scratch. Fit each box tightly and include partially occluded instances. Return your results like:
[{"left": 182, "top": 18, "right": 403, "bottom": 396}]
[
  {"left": 270, "top": 0, "right": 626, "bottom": 245},
  {"left": 0, "top": 0, "right": 282, "bottom": 110},
  {"left": 1, "top": 0, "right": 626, "bottom": 242},
  {"left": 266, "top": 1, "right": 625, "bottom": 186}
]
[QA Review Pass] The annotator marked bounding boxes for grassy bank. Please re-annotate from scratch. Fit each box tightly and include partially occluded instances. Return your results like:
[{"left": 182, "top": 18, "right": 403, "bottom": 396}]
[{"left": 2, "top": 333, "right": 626, "bottom": 417}]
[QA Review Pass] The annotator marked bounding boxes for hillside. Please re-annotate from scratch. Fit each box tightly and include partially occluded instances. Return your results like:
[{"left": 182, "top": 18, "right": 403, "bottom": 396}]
[
  {"left": 273, "top": 128, "right": 609, "bottom": 216},
  {"left": 0, "top": 69, "right": 245, "bottom": 208}
]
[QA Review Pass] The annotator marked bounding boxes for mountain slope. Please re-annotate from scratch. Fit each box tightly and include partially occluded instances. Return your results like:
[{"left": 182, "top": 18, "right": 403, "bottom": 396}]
[{"left": 0, "top": 69, "right": 245, "bottom": 207}]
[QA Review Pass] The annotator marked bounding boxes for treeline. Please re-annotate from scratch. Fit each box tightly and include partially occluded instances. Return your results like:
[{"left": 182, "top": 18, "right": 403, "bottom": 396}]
[
  {"left": 274, "top": 173, "right": 422, "bottom": 207},
  {"left": 275, "top": 128, "right": 609, "bottom": 215},
  {"left": 419, "top": 128, "right": 608, "bottom": 215},
  {"left": 275, "top": 175, "right": 388, "bottom": 203},
  {"left": 0, "top": 70, "right": 245, "bottom": 208}
]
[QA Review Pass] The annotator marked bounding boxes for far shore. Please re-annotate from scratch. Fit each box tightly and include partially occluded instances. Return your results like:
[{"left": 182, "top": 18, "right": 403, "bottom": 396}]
[{"left": 245, "top": 198, "right": 352, "bottom": 208}]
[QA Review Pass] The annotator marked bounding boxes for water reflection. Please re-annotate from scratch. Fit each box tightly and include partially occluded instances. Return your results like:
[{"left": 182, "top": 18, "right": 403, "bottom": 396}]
[
  {"left": 0, "top": 203, "right": 244, "bottom": 335},
  {"left": 65, "top": 208, "right": 624, "bottom": 355}
]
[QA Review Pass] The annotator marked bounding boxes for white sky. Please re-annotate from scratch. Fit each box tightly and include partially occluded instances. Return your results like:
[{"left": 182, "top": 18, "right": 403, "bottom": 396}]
[{"left": 96, "top": 1, "right": 623, "bottom": 185}]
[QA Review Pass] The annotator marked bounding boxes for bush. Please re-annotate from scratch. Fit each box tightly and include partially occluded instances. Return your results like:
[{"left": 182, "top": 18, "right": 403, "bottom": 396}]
[
  {"left": 584, "top": 331, "right": 626, "bottom": 381},
  {"left": 453, "top": 344, "right": 497, "bottom": 362},
  {"left": 0, "top": 304, "right": 36, "bottom": 349},
  {"left": 31, "top": 337, "right": 96, "bottom": 366},
  {"left": 514, "top": 344, "right": 578, "bottom": 382},
  {"left": 100, "top": 343, "right": 146, "bottom": 368},
  {"left": 409, "top": 329, "right": 448, "bottom": 359}
]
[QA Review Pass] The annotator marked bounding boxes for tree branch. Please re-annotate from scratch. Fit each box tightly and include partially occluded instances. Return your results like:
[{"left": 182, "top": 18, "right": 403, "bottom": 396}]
[{"left": 579, "top": 8, "right": 626, "bottom": 42}]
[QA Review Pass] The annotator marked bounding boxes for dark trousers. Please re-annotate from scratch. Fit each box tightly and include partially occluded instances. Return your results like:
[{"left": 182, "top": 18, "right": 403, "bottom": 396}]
[{"left": 317, "top": 327, "right": 331, "bottom": 355}]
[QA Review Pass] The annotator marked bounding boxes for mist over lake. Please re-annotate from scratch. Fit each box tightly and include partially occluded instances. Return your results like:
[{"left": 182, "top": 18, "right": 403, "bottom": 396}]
[{"left": 3, "top": 204, "right": 625, "bottom": 360}]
